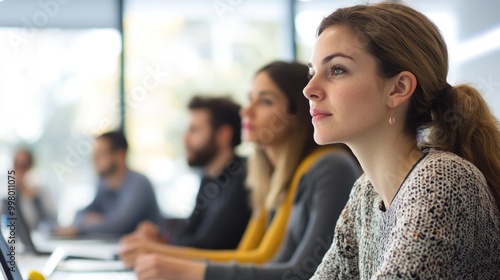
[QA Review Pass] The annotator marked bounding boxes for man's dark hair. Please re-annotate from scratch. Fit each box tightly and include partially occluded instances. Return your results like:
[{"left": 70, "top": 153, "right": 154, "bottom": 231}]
[
  {"left": 14, "top": 148, "right": 34, "bottom": 168},
  {"left": 188, "top": 96, "right": 242, "bottom": 147},
  {"left": 97, "top": 131, "right": 128, "bottom": 152}
]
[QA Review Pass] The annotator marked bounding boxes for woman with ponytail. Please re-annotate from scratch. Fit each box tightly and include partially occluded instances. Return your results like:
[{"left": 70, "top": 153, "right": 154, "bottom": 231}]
[{"left": 304, "top": 2, "right": 500, "bottom": 279}]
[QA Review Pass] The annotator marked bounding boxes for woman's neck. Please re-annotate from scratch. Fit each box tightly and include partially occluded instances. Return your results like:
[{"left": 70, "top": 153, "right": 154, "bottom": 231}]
[
  {"left": 264, "top": 141, "right": 288, "bottom": 167},
  {"left": 349, "top": 131, "right": 423, "bottom": 209}
]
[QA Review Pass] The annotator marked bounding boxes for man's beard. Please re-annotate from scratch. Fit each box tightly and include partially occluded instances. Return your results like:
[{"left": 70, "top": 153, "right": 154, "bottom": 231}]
[
  {"left": 98, "top": 162, "right": 118, "bottom": 178},
  {"left": 187, "top": 137, "right": 219, "bottom": 167}
]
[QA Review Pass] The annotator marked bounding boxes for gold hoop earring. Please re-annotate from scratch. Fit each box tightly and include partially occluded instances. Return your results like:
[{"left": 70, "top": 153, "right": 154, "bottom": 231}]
[{"left": 389, "top": 116, "right": 395, "bottom": 125}]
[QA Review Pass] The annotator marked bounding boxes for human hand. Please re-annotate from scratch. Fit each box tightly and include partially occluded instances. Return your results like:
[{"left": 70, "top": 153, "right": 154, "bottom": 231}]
[
  {"left": 119, "top": 235, "right": 157, "bottom": 268},
  {"left": 136, "top": 221, "right": 160, "bottom": 238},
  {"left": 52, "top": 226, "right": 79, "bottom": 237},
  {"left": 120, "top": 221, "right": 161, "bottom": 244},
  {"left": 135, "top": 254, "right": 206, "bottom": 280},
  {"left": 82, "top": 212, "right": 103, "bottom": 226}
]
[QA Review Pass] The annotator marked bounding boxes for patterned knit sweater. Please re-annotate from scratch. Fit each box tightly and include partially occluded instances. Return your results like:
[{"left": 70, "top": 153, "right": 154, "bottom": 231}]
[{"left": 311, "top": 149, "right": 500, "bottom": 280}]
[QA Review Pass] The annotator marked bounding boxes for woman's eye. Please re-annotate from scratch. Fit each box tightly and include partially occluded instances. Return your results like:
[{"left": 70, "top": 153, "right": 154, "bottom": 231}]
[
  {"left": 259, "top": 99, "right": 273, "bottom": 105},
  {"left": 331, "top": 66, "right": 346, "bottom": 76},
  {"left": 307, "top": 68, "right": 315, "bottom": 80}
]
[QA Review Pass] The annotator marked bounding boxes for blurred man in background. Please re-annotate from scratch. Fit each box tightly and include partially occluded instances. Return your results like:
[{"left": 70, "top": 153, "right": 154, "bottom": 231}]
[
  {"left": 55, "top": 131, "right": 161, "bottom": 238},
  {"left": 122, "top": 96, "right": 251, "bottom": 250}
]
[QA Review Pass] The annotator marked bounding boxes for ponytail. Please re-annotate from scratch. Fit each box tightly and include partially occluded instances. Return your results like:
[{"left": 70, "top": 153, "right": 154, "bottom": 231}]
[
  {"left": 424, "top": 84, "right": 500, "bottom": 211},
  {"left": 318, "top": 3, "right": 500, "bottom": 212}
]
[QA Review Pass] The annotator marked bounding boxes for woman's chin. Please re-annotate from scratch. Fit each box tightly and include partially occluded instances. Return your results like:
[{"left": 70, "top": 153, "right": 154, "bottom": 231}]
[
  {"left": 313, "top": 133, "right": 334, "bottom": 145},
  {"left": 314, "top": 131, "right": 343, "bottom": 145}
]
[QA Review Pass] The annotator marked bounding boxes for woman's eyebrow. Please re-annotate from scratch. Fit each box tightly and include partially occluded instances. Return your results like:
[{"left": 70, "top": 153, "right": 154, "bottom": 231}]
[{"left": 308, "top": 52, "right": 354, "bottom": 68}]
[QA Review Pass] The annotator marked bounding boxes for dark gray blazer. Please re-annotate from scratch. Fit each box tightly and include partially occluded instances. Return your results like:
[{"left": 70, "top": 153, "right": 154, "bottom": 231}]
[{"left": 205, "top": 151, "right": 361, "bottom": 280}]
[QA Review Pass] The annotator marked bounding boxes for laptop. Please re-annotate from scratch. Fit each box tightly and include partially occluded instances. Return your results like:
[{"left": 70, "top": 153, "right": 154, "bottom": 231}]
[
  {"left": 1, "top": 198, "right": 118, "bottom": 241},
  {"left": 1, "top": 199, "right": 119, "bottom": 260},
  {"left": 0, "top": 228, "right": 23, "bottom": 280}
]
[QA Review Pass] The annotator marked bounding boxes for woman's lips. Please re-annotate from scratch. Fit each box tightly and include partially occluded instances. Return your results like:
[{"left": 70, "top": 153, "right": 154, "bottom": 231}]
[
  {"left": 242, "top": 123, "right": 255, "bottom": 131},
  {"left": 310, "top": 108, "right": 333, "bottom": 122}
]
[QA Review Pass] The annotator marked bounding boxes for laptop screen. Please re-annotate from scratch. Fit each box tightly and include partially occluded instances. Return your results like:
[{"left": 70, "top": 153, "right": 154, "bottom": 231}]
[
  {"left": 0, "top": 228, "right": 23, "bottom": 280},
  {"left": 1, "top": 198, "right": 39, "bottom": 255}
]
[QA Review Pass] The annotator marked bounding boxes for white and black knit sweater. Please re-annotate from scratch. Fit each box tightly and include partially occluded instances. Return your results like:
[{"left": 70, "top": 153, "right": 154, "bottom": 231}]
[{"left": 312, "top": 149, "right": 500, "bottom": 280}]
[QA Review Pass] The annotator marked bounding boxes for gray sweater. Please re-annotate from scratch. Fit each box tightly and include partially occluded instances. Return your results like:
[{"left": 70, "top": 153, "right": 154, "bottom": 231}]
[
  {"left": 73, "top": 170, "right": 161, "bottom": 236},
  {"left": 205, "top": 151, "right": 360, "bottom": 280}
]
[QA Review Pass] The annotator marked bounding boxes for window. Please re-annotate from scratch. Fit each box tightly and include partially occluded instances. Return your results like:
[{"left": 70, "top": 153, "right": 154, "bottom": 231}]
[
  {"left": 124, "top": 0, "right": 291, "bottom": 217},
  {"left": 0, "top": 0, "right": 121, "bottom": 225},
  {"left": 0, "top": 28, "right": 121, "bottom": 224},
  {"left": 1, "top": 0, "right": 498, "bottom": 223},
  {"left": 296, "top": 0, "right": 500, "bottom": 115}
]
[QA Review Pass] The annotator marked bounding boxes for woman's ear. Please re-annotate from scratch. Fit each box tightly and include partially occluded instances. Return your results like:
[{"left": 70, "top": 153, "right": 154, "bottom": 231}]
[{"left": 387, "top": 71, "right": 417, "bottom": 109}]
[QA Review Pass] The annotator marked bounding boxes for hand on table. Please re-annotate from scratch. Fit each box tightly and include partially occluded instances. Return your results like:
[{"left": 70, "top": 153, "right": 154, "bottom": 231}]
[
  {"left": 52, "top": 226, "right": 79, "bottom": 237},
  {"left": 135, "top": 254, "right": 206, "bottom": 280},
  {"left": 82, "top": 212, "right": 103, "bottom": 226},
  {"left": 121, "top": 221, "right": 161, "bottom": 241},
  {"left": 119, "top": 234, "right": 159, "bottom": 268}
]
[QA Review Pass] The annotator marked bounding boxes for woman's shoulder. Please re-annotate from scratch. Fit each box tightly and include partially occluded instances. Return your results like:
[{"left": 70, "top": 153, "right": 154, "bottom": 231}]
[
  {"left": 302, "top": 150, "right": 361, "bottom": 189},
  {"left": 294, "top": 150, "right": 362, "bottom": 201},
  {"left": 307, "top": 150, "right": 360, "bottom": 177},
  {"left": 411, "top": 148, "right": 487, "bottom": 186},
  {"left": 398, "top": 149, "right": 492, "bottom": 211}
]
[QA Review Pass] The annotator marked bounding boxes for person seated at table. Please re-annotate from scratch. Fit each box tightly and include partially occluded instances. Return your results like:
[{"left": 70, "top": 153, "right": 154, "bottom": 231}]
[
  {"left": 120, "top": 61, "right": 361, "bottom": 280},
  {"left": 54, "top": 131, "right": 161, "bottom": 238},
  {"left": 125, "top": 96, "right": 251, "bottom": 250},
  {"left": 6, "top": 148, "right": 56, "bottom": 230}
]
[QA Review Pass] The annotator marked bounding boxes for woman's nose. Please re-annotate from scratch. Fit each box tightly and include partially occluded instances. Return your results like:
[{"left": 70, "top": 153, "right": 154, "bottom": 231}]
[
  {"left": 240, "top": 104, "right": 252, "bottom": 118},
  {"left": 303, "top": 77, "right": 323, "bottom": 100},
  {"left": 239, "top": 107, "right": 246, "bottom": 117}
]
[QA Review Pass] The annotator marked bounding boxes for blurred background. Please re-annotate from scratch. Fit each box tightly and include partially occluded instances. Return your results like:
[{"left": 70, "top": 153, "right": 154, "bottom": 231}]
[{"left": 0, "top": 0, "right": 499, "bottom": 225}]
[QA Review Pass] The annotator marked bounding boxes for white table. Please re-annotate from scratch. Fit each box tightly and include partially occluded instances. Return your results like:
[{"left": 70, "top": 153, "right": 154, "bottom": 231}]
[{"left": 17, "top": 250, "right": 137, "bottom": 280}]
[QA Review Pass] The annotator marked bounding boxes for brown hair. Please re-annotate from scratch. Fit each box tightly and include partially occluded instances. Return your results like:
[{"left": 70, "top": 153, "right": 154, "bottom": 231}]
[
  {"left": 188, "top": 96, "right": 242, "bottom": 148},
  {"left": 247, "top": 61, "right": 318, "bottom": 211},
  {"left": 318, "top": 2, "right": 500, "bottom": 211}
]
